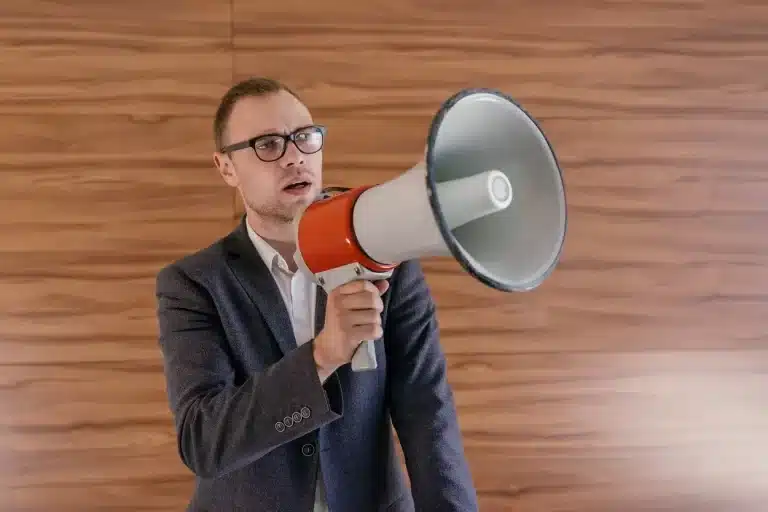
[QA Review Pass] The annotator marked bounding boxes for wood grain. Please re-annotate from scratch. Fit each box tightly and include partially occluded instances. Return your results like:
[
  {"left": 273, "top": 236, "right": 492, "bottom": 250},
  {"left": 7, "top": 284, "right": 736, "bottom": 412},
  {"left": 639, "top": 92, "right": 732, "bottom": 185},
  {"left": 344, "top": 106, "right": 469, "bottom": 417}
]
[
  {"left": 0, "top": 113, "right": 233, "bottom": 510},
  {"left": 0, "top": 0, "right": 231, "bottom": 116},
  {"left": 233, "top": 0, "right": 768, "bottom": 510},
  {"left": 0, "top": 0, "right": 233, "bottom": 509},
  {"left": 2, "top": 0, "right": 767, "bottom": 510}
]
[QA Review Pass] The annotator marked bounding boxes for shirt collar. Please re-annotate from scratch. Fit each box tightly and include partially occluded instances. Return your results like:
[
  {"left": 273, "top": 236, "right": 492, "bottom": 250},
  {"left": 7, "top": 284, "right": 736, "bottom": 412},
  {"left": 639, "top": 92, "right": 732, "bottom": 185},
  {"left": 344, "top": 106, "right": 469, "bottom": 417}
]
[{"left": 245, "top": 220, "right": 292, "bottom": 275}]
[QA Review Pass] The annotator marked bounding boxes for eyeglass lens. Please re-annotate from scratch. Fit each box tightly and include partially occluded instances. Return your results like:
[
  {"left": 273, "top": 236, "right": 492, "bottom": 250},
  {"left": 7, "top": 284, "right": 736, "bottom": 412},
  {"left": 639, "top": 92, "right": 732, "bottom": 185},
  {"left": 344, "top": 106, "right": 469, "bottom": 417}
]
[{"left": 254, "top": 126, "right": 324, "bottom": 162}]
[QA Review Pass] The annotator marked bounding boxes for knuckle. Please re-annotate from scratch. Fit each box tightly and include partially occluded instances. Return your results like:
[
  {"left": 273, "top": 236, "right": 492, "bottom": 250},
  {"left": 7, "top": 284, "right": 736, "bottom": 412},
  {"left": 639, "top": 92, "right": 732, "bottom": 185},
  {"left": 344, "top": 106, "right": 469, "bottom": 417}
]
[{"left": 338, "top": 281, "right": 360, "bottom": 295}]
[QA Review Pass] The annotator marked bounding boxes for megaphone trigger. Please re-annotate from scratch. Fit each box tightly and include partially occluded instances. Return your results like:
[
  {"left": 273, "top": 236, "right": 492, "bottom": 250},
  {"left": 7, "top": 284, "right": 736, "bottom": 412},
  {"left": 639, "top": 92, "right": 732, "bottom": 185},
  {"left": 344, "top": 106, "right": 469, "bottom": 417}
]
[{"left": 293, "top": 87, "right": 567, "bottom": 373}]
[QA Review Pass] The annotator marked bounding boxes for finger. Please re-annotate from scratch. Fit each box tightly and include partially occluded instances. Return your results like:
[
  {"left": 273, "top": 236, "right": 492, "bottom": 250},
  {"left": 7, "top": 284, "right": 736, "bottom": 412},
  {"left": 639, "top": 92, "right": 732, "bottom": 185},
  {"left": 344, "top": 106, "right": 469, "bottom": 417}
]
[
  {"left": 373, "top": 280, "right": 389, "bottom": 295},
  {"left": 347, "top": 324, "right": 383, "bottom": 342},
  {"left": 337, "top": 280, "right": 377, "bottom": 295},
  {"left": 338, "top": 293, "right": 383, "bottom": 312},
  {"left": 341, "top": 310, "right": 382, "bottom": 328}
]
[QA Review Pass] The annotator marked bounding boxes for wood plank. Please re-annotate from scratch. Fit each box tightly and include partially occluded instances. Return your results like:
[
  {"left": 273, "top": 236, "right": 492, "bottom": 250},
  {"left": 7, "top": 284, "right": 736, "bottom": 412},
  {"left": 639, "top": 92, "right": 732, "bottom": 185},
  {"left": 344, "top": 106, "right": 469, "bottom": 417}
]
[
  {"left": 0, "top": 0, "right": 231, "bottom": 116},
  {"left": 0, "top": 115, "right": 233, "bottom": 364},
  {"left": 0, "top": 112, "right": 233, "bottom": 509},
  {"left": 1, "top": 0, "right": 764, "bottom": 510},
  {"left": 0, "top": 1, "right": 236, "bottom": 510},
  {"left": 455, "top": 351, "right": 768, "bottom": 511},
  {"left": 233, "top": 1, "right": 768, "bottom": 510},
  {"left": 0, "top": 114, "right": 232, "bottom": 252},
  {"left": 232, "top": 0, "right": 767, "bottom": 122}
]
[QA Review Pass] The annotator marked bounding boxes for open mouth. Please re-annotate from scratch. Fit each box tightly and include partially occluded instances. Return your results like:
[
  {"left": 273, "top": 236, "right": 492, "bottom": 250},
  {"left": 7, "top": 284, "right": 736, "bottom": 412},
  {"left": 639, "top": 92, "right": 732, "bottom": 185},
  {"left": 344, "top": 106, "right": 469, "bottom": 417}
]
[{"left": 283, "top": 181, "right": 311, "bottom": 191}]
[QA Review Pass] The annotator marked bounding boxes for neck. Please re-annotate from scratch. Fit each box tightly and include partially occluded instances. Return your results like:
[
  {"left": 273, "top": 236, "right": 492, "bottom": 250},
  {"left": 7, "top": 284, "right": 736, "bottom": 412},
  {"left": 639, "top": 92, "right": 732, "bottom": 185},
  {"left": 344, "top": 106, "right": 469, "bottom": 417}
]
[
  {"left": 246, "top": 212, "right": 298, "bottom": 271},
  {"left": 246, "top": 212, "right": 294, "bottom": 242}
]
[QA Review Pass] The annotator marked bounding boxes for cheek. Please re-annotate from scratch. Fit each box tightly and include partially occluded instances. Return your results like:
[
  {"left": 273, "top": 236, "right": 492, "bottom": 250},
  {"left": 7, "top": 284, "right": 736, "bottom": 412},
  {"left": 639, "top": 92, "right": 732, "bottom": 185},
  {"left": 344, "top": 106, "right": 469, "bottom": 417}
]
[
  {"left": 239, "top": 166, "right": 280, "bottom": 195},
  {"left": 307, "top": 153, "right": 323, "bottom": 173}
]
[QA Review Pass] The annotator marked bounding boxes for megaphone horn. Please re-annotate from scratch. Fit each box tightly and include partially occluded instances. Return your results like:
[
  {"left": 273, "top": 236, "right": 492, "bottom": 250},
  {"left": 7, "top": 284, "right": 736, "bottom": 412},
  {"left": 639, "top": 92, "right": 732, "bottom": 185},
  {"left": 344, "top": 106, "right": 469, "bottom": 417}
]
[{"left": 293, "top": 87, "right": 567, "bottom": 372}]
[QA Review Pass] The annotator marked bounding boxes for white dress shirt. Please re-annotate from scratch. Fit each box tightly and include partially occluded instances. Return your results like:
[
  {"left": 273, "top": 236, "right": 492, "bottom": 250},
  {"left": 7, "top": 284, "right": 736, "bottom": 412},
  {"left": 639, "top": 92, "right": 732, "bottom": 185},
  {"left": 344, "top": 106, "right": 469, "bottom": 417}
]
[{"left": 246, "top": 221, "right": 329, "bottom": 512}]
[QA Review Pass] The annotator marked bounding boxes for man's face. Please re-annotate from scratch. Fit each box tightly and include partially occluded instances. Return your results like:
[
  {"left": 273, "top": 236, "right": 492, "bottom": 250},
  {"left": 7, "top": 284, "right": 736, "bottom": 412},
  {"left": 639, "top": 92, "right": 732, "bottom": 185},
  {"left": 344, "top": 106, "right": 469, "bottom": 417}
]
[{"left": 213, "top": 90, "right": 323, "bottom": 225}]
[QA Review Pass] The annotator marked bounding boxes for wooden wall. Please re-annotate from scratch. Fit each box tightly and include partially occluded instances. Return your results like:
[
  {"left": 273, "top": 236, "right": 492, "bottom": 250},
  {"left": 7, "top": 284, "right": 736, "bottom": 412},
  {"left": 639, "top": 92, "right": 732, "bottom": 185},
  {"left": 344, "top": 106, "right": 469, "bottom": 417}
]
[{"left": 1, "top": 1, "right": 766, "bottom": 511}]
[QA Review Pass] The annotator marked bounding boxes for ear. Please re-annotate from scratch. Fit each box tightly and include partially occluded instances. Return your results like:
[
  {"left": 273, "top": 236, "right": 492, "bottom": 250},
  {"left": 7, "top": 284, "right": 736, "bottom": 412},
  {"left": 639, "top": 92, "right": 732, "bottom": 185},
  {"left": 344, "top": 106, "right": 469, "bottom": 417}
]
[{"left": 213, "top": 152, "right": 238, "bottom": 187}]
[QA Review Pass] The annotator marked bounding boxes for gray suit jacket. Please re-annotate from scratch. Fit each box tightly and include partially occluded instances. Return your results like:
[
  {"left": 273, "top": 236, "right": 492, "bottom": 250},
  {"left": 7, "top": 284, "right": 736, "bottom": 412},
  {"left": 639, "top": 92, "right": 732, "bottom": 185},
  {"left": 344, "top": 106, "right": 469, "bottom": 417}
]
[{"left": 155, "top": 217, "right": 479, "bottom": 511}]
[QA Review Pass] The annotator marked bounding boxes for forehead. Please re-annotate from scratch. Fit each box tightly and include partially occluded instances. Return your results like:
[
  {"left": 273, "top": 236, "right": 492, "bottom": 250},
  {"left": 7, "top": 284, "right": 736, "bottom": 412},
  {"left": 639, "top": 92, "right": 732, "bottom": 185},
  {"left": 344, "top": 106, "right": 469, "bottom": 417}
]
[{"left": 226, "top": 90, "right": 313, "bottom": 142}]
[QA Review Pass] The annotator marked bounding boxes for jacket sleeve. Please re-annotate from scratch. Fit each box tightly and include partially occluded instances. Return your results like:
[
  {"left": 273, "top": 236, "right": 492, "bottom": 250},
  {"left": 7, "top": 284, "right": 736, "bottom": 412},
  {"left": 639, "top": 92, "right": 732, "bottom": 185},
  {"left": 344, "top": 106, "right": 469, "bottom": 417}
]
[
  {"left": 155, "top": 263, "right": 343, "bottom": 479},
  {"left": 384, "top": 260, "right": 479, "bottom": 511}
]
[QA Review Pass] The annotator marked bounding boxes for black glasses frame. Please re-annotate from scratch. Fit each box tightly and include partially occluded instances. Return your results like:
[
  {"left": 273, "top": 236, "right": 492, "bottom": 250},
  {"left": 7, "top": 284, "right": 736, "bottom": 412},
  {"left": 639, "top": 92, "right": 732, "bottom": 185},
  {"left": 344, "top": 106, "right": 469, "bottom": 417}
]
[{"left": 219, "top": 124, "right": 327, "bottom": 162}]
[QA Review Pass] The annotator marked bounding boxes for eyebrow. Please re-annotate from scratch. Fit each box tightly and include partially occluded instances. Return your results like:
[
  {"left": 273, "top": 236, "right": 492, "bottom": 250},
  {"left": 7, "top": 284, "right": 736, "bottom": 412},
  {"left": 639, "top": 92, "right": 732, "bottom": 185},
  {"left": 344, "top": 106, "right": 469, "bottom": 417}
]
[{"left": 249, "top": 124, "right": 316, "bottom": 139}]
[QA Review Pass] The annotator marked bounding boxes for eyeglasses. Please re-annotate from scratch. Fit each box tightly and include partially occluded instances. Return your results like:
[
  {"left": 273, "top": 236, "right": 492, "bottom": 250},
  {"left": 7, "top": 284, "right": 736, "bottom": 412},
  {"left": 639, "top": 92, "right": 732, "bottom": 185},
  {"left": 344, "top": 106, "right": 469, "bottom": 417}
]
[{"left": 220, "top": 124, "right": 327, "bottom": 162}]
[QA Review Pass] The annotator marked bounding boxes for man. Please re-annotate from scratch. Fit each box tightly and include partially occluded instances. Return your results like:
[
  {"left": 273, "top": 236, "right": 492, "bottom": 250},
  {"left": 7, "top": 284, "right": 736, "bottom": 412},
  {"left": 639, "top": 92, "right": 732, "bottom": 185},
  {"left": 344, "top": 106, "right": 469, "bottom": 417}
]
[{"left": 155, "top": 77, "right": 478, "bottom": 512}]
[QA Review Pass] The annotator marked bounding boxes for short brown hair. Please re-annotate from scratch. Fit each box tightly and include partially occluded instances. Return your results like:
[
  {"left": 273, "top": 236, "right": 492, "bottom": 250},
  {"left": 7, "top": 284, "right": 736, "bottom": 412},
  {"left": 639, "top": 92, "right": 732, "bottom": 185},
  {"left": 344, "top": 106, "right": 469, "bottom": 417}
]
[{"left": 213, "top": 77, "right": 301, "bottom": 151}]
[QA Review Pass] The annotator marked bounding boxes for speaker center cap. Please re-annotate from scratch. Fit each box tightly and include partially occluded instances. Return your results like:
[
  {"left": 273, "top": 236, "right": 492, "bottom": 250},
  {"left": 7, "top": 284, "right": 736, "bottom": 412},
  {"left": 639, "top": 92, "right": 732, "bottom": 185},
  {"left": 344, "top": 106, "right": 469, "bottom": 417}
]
[{"left": 490, "top": 173, "right": 513, "bottom": 204}]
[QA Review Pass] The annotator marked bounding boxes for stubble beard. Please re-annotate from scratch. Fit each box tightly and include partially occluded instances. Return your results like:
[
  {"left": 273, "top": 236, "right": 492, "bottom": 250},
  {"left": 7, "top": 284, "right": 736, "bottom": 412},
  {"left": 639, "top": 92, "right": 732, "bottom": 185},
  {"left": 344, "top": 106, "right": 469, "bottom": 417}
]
[{"left": 246, "top": 197, "right": 307, "bottom": 226}]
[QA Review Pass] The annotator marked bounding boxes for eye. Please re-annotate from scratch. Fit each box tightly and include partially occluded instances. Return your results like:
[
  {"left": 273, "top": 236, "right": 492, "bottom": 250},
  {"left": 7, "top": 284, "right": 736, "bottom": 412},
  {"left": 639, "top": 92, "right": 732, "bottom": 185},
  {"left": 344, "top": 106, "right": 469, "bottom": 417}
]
[{"left": 255, "top": 138, "right": 281, "bottom": 151}]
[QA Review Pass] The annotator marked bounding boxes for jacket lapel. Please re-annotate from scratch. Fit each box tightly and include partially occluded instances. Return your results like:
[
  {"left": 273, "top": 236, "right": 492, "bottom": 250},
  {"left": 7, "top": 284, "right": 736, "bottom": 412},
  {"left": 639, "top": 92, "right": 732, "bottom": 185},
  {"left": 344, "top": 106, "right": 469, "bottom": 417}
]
[{"left": 222, "top": 217, "right": 297, "bottom": 356}]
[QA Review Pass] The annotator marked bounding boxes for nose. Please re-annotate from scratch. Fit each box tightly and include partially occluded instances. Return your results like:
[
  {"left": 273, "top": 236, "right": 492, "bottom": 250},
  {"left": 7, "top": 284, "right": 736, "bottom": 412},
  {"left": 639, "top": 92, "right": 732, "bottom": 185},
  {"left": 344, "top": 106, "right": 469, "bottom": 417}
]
[{"left": 279, "top": 141, "right": 305, "bottom": 168}]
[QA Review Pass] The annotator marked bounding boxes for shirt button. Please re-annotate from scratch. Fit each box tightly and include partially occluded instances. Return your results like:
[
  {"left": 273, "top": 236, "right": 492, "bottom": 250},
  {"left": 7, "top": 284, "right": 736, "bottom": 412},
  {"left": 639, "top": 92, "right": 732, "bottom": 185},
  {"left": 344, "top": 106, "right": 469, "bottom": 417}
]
[{"left": 301, "top": 443, "right": 316, "bottom": 456}]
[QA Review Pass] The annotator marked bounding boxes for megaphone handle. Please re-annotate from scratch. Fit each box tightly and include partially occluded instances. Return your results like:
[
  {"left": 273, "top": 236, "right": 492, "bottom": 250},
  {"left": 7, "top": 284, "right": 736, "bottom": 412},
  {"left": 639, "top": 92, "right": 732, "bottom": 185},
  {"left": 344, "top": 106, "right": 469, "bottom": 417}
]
[
  {"left": 351, "top": 339, "right": 378, "bottom": 372},
  {"left": 314, "top": 263, "right": 394, "bottom": 373}
]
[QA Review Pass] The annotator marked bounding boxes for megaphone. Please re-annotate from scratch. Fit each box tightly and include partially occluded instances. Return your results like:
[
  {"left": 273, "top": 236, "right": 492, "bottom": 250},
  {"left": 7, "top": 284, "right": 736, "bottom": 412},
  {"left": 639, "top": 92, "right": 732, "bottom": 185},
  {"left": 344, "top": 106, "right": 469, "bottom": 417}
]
[{"left": 292, "top": 88, "right": 567, "bottom": 372}]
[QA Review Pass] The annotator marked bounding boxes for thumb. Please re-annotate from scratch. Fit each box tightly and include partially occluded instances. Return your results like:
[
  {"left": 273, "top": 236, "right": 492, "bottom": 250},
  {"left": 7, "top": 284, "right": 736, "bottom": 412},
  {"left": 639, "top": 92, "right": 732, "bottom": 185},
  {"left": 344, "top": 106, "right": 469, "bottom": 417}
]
[{"left": 373, "top": 279, "right": 390, "bottom": 295}]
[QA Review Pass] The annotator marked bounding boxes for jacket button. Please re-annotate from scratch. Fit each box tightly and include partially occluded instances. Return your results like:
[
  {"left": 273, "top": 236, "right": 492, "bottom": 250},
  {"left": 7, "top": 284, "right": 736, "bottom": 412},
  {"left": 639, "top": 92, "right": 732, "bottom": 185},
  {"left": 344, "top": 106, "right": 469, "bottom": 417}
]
[
  {"left": 284, "top": 416, "right": 294, "bottom": 428},
  {"left": 300, "top": 406, "right": 311, "bottom": 418},
  {"left": 292, "top": 412, "right": 302, "bottom": 423},
  {"left": 301, "top": 443, "right": 316, "bottom": 456},
  {"left": 275, "top": 421, "right": 285, "bottom": 432}
]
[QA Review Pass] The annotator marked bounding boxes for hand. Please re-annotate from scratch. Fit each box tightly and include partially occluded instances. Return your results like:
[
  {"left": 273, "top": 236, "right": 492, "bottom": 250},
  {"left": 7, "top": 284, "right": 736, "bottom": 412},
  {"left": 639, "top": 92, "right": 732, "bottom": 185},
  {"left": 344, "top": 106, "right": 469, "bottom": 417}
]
[{"left": 313, "top": 279, "right": 390, "bottom": 377}]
